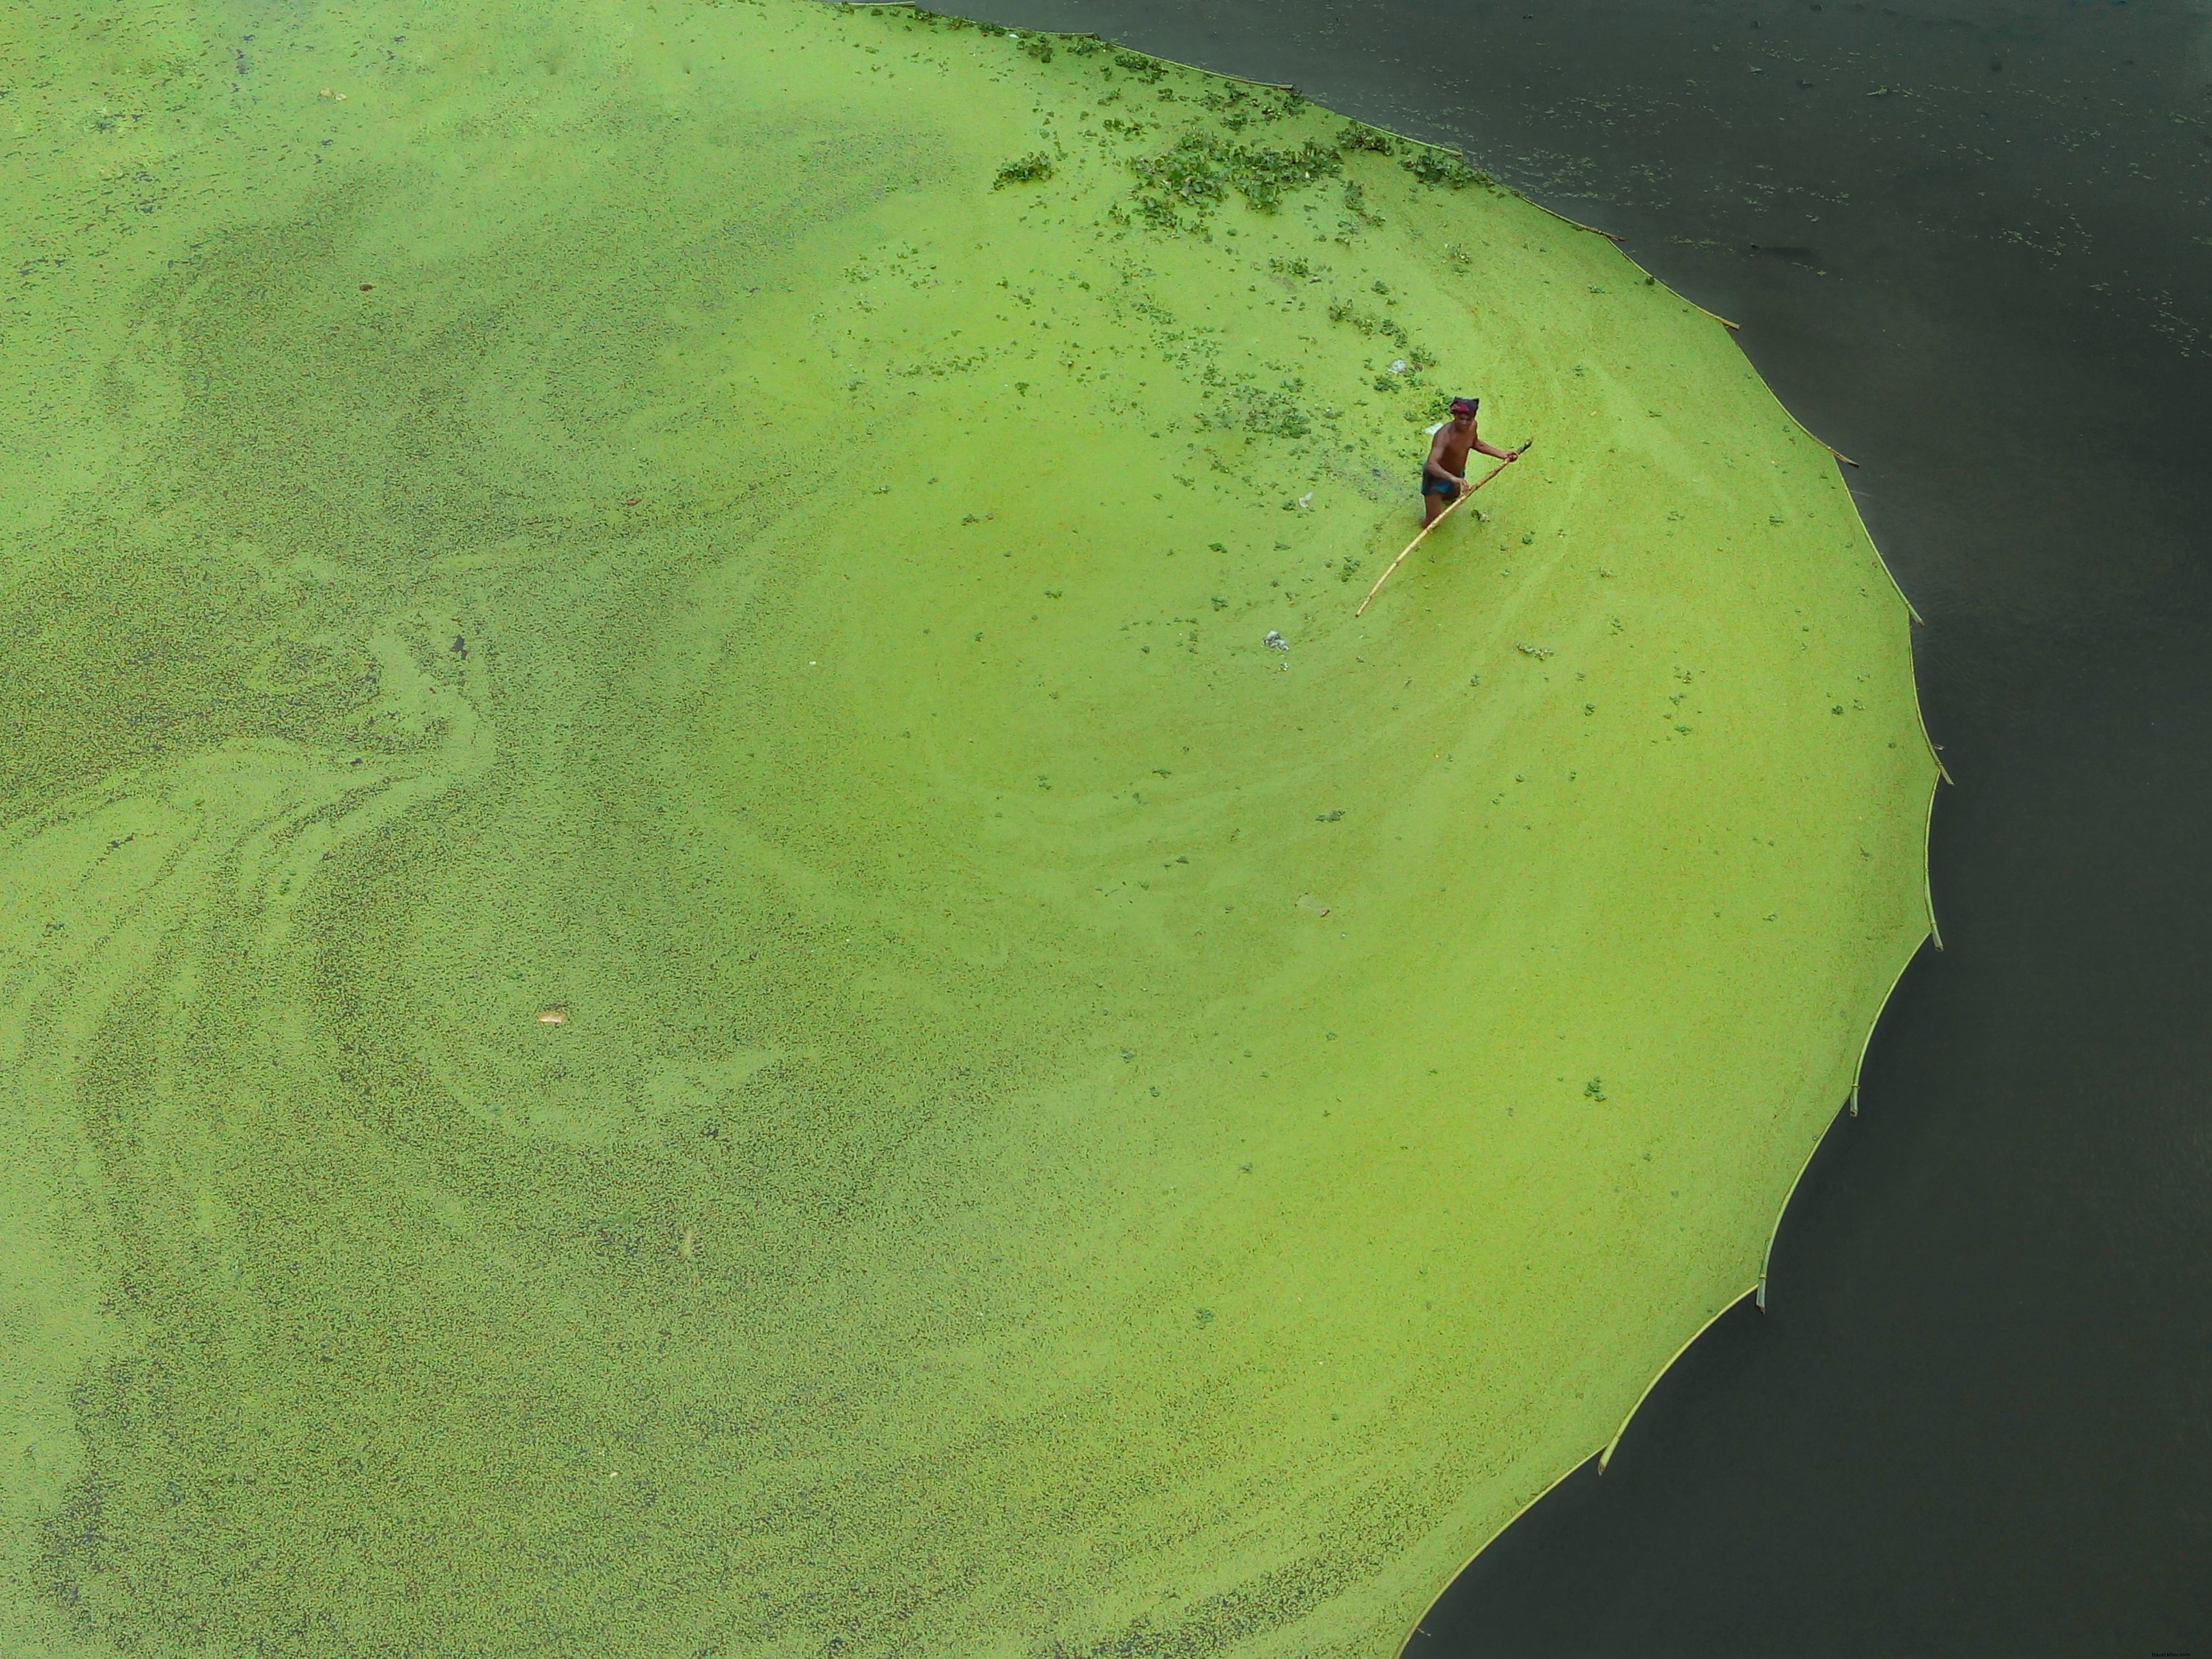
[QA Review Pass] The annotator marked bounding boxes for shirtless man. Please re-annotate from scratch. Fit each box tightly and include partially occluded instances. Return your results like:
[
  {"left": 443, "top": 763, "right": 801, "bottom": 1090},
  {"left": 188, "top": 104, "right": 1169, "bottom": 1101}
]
[{"left": 1421, "top": 396, "right": 1523, "bottom": 526}]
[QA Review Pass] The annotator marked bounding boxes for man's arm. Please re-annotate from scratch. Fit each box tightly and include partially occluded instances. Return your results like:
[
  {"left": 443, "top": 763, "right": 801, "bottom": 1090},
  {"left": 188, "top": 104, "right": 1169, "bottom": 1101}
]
[{"left": 1469, "top": 424, "right": 1522, "bottom": 463}]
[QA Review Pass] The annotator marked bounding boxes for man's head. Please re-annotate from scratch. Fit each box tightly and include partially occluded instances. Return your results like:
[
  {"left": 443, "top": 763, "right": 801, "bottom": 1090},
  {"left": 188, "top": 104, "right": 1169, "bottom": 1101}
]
[{"left": 1449, "top": 395, "right": 1478, "bottom": 428}]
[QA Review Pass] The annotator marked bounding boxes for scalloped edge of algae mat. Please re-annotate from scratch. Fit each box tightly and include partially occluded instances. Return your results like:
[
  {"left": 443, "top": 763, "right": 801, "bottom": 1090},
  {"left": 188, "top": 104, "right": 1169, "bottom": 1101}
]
[{"left": 0, "top": 3, "right": 1936, "bottom": 1656}]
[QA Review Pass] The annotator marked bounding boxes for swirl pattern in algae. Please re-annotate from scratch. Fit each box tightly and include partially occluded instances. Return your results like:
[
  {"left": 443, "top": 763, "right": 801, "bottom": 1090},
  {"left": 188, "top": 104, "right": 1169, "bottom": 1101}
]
[{"left": 0, "top": 3, "right": 1934, "bottom": 1654}]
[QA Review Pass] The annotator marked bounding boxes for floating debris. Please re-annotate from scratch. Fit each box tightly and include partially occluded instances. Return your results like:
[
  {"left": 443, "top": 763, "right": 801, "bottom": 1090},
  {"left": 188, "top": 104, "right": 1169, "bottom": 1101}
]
[
  {"left": 537, "top": 1007, "right": 568, "bottom": 1026},
  {"left": 1263, "top": 630, "right": 1288, "bottom": 651},
  {"left": 1515, "top": 641, "right": 1554, "bottom": 660},
  {"left": 993, "top": 152, "right": 1055, "bottom": 188}
]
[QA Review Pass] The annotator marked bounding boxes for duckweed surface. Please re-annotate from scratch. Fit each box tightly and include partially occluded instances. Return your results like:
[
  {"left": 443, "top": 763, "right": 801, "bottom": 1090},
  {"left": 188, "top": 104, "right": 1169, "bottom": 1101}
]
[{"left": 1, "top": 2, "right": 1935, "bottom": 1653}]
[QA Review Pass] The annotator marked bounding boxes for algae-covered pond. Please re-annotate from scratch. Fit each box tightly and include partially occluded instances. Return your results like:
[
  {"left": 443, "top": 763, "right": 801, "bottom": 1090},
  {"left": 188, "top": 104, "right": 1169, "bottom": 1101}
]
[{"left": 3, "top": 3, "right": 1932, "bottom": 1653}]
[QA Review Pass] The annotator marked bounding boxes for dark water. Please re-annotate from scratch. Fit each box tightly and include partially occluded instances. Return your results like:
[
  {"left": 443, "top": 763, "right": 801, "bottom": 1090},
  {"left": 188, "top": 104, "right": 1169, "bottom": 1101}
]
[{"left": 953, "top": 0, "right": 2212, "bottom": 1649}]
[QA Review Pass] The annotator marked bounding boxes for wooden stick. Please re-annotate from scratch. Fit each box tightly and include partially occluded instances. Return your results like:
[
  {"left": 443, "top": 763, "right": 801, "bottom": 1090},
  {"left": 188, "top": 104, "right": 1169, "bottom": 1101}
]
[
  {"left": 1354, "top": 438, "right": 1533, "bottom": 617},
  {"left": 1530, "top": 198, "right": 1626, "bottom": 241},
  {"left": 1627, "top": 264, "right": 1741, "bottom": 330}
]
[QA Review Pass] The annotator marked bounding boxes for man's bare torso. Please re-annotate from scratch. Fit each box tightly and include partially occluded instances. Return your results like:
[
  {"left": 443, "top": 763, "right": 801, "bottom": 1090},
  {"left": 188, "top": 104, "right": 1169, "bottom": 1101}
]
[
  {"left": 1430, "top": 418, "right": 1479, "bottom": 479},
  {"left": 1419, "top": 404, "right": 1521, "bottom": 525}
]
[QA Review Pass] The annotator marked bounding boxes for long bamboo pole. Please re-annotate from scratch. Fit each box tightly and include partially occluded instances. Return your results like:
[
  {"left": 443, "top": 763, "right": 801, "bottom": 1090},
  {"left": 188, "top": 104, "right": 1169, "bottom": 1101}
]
[{"left": 1354, "top": 438, "right": 1532, "bottom": 617}]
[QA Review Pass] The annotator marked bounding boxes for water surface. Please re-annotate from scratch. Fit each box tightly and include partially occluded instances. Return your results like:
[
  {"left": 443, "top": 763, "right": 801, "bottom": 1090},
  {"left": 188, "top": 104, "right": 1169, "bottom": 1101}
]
[{"left": 961, "top": 0, "right": 2212, "bottom": 1650}]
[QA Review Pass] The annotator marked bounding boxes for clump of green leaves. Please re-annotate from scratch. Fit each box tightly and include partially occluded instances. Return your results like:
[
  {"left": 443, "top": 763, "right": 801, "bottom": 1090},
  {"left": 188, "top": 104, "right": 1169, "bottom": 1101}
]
[
  {"left": 1268, "top": 255, "right": 1314, "bottom": 280},
  {"left": 1200, "top": 382, "right": 1311, "bottom": 439},
  {"left": 1113, "top": 49, "right": 1166, "bottom": 80},
  {"left": 1127, "top": 132, "right": 1342, "bottom": 228},
  {"left": 1338, "top": 554, "right": 1363, "bottom": 583},
  {"left": 1404, "top": 149, "right": 1491, "bottom": 190},
  {"left": 1584, "top": 1077, "right": 1607, "bottom": 1101},
  {"left": 1326, "top": 299, "right": 1409, "bottom": 351},
  {"left": 1198, "top": 84, "right": 1285, "bottom": 131},
  {"left": 994, "top": 152, "right": 1055, "bottom": 188},
  {"left": 1020, "top": 36, "right": 1054, "bottom": 62},
  {"left": 1337, "top": 120, "right": 1396, "bottom": 154}
]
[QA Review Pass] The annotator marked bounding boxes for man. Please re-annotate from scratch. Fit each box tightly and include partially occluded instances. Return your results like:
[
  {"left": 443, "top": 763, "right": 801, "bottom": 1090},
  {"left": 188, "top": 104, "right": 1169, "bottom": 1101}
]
[{"left": 1421, "top": 396, "right": 1523, "bottom": 526}]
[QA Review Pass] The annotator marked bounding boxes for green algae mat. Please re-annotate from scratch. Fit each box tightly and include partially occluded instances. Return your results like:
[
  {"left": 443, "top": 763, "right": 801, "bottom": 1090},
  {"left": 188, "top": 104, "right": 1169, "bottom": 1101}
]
[{"left": 1, "top": 3, "right": 1937, "bottom": 1653}]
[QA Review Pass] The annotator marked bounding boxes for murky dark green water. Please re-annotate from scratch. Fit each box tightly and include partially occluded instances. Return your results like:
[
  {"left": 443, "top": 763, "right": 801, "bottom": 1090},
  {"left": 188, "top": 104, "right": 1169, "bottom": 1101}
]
[{"left": 957, "top": 0, "right": 2211, "bottom": 1649}]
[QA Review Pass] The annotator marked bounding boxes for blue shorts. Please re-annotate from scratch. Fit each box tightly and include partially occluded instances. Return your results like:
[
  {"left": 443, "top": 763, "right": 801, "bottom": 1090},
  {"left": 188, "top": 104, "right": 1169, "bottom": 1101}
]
[{"left": 1422, "top": 473, "right": 1462, "bottom": 497}]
